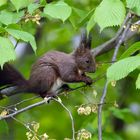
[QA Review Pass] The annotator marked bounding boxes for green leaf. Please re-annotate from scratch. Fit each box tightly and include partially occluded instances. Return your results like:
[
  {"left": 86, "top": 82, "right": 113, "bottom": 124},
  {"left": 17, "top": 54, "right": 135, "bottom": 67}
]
[
  {"left": 136, "top": 73, "right": 140, "bottom": 89},
  {"left": 126, "top": 0, "right": 140, "bottom": 16},
  {"left": 6, "top": 29, "right": 37, "bottom": 53},
  {"left": 120, "top": 42, "right": 140, "bottom": 59},
  {"left": 0, "top": 26, "right": 6, "bottom": 33},
  {"left": 94, "top": 0, "right": 126, "bottom": 31},
  {"left": 109, "top": 107, "right": 130, "bottom": 120},
  {"left": 0, "top": 120, "right": 9, "bottom": 134},
  {"left": 10, "top": 0, "right": 33, "bottom": 11},
  {"left": 28, "top": 3, "right": 40, "bottom": 14},
  {"left": 86, "top": 13, "right": 95, "bottom": 34},
  {"left": 0, "top": 37, "right": 16, "bottom": 67},
  {"left": 78, "top": 8, "right": 95, "bottom": 28},
  {"left": 107, "top": 56, "right": 140, "bottom": 81},
  {"left": 69, "top": 7, "right": 87, "bottom": 29},
  {"left": 0, "top": 10, "right": 24, "bottom": 25},
  {"left": 43, "top": 1, "right": 72, "bottom": 22},
  {"left": 0, "top": 0, "right": 7, "bottom": 6}
]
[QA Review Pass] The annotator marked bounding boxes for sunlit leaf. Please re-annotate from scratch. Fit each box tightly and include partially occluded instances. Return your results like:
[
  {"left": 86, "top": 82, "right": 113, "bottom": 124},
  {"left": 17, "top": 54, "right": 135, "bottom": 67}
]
[
  {"left": 120, "top": 42, "right": 140, "bottom": 59},
  {"left": 94, "top": 0, "right": 125, "bottom": 31},
  {"left": 6, "top": 28, "right": 37, "bottom": 53},
  {"left": 10, "top": 0, "right": 33, "bottom": 11},
  {"left": 0, "top": 0, "right": 7, "bottom": 6},
  {"left": 0, "top": 37, "right": 16, "bottom": 67},
  {"left": 127, "top": 0, "right": 140, "bottom": 16},
  {"left": 0, "top": 10, "right": 24, "bottom": 25},
  {"left": 107, "top": 56, "right": 140, "bottom": 81},
  {"left": 44, "top": 1, "right": 72, "bottom": 22}
]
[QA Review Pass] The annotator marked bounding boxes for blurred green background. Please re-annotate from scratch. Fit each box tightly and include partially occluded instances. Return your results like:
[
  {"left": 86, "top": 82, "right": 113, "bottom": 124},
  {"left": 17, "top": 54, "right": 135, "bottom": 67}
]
[{"left": 0, "top": 0, "right": 140, "bottom": 140}]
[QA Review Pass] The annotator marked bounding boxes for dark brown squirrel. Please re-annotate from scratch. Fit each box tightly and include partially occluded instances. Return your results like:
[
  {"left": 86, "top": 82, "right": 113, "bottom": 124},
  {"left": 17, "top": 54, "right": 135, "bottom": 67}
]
[{"left": 0, "top": 33, "right": 96, "bottom": 98}]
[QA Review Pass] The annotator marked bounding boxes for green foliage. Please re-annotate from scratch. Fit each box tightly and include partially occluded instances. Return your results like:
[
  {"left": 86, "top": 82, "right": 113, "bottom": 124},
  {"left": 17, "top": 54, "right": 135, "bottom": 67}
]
[
  {"left": 107, "top": 56, "right": 140, "bottom": 82},
  {"left": 6, "top": 28, "right": 37, "bottom": 53},
  {"left": 126, "top": 0, "right": 140, "bottom": 15},
  {"left": 109, "top": 107, "right": 131, "bottom": 120},
  {"left": 86, "top": 13, "right": 95, "bottom": 34},
  {"left": 94, "top": 0, "right": 125, "bottom": 31},
  {"left": 0, "top": 120, "right": 8, "bottom": 134},
  {"left": 28, "top": 3, "right": 40, "bottom": 14},
  {"left": 0, "top": 10, "right": 24, "bottom": 25},
  {"left": 0, "top": 0, "right": 7, "bottom": 6},
  {"left": 0, "top": 37, "right": 16, "bottom": 67},
  {"left": 44, "top": 1, "right": 72, "bottom": 22},
  {"left": 69, "top": 7, "right": 89, "bottom": 29},
  {"left": 120, "top": 42, "right": 140, "bottom": 59},
  {"left": 136, "top": 73, "right": 140, "bottom": 89},
  {"left": 10, "top": 0, "right": 33, "bottom": 11},
  {"left": 0, "top": 0, "right": 139, "bottom": 140}
]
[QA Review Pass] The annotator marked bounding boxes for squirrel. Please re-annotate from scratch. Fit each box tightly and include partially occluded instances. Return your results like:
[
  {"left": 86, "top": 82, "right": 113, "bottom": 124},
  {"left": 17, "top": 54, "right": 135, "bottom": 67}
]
[{"left": 0, "top": 33, "right": 96, "bottom": 98}]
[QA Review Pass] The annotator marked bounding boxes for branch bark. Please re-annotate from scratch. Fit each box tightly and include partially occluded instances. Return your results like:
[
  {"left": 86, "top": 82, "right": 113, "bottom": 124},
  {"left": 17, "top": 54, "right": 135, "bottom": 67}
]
[
  {"left": 97, "top": 12, "right": 134, "bottom": 140},
  {"left": 92, "top": 13, "right": 139, "bottom": 57},
  {"left": 0, "top": 97, "right": 51, "bottom": 120}
]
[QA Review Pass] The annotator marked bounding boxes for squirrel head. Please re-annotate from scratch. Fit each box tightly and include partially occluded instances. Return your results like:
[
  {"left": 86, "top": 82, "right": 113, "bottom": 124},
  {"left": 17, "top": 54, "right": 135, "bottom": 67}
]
[{"left": 73, "top": 32, "right": 96, "bottom": 73}]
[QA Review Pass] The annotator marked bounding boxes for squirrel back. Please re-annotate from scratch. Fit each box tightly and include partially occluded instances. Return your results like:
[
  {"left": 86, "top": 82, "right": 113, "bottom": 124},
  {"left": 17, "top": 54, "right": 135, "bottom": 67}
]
[{"left": 0, "top": 32, "right": 96, "bottom": 98}]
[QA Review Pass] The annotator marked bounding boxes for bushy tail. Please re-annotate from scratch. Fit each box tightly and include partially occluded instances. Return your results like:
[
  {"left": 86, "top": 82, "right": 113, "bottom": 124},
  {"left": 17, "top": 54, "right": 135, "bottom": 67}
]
[{"left": 0, "top": 64, "right": 28, "bottom": 98}]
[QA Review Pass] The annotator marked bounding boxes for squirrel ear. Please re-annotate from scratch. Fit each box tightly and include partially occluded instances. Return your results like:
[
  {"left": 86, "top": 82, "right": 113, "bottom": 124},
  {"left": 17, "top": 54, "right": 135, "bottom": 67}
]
[
  {"left": 74, "top": 31, "right": 92, "bottom": 55},
  {"left": 86, "top": 33, "right": 92, "bottom": 49},
  {"left": 79, "top": 31, "right": 92, "bottom": 50}
]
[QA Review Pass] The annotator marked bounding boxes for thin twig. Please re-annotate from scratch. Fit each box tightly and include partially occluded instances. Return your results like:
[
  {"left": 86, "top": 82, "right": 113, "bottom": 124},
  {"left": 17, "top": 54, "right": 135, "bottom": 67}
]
[
  {"left": 11, "top": 116, "right": 41, "bottom": 138},
  {"left": 98, "top": 81, "right": 108, "bottom": 140},
  {"left": 0, "top": 73, "right": 105, "bottom": 120},
  {"left": 7, "top": 95, "right": 40, "bottom": 108},
  {"left": 53, "top": 97, "right": 75, "bottom": 140},
  {"left": 93, "top": 12, "right": 135, "bottom": 57},
  {"left": 97, "top": 12, "right": 133, "bottom": 140},
  {"left": 0, "top": 97, "right": 51, "bottom": 120},
  {"left": 0, "top": 73, "right": 105, "bottom": 100}
]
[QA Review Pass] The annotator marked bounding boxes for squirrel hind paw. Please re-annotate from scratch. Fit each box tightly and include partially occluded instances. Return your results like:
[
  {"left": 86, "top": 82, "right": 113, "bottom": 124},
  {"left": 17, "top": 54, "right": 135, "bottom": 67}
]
[{"left": 43, "top": 97, "right": 52, "bottom": 103}]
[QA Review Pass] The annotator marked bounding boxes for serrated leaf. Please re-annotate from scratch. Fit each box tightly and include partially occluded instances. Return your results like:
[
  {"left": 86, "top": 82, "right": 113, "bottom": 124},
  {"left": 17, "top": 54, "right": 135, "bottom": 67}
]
[
  {"left": 136, "top": 73, "right": 140, "bottom": 89},
  {"left": 43, "top": 1, "right": 72, "bottom": 22},
  {"left": 94, "top": 0, "right": 126, "bottom": 31},
  {"left": 6, "top": 28, "right": 37, "bottom": 53},
  {"left": 120, "top": 42, "right": 140, "bottom": 59},
  {"left": 126, "top": 0, "right": 140, "bottom": 16},
  {"left": 107, "top": 56, "right": 140, "bottom": 81},
  {"left": 0, "top": 37, "right": 16, "bottom": 67},
  {"left": 10, "top": 0, "right": 33, "bottom": 11},
  {"left": 0, "top": 10, "right": 24, "bottom": 25}
]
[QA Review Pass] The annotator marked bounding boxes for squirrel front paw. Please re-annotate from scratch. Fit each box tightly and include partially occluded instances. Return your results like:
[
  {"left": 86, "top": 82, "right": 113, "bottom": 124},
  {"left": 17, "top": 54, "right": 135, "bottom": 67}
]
[{"left": 84, "top": 77, "right": 93, "bottom": 85}]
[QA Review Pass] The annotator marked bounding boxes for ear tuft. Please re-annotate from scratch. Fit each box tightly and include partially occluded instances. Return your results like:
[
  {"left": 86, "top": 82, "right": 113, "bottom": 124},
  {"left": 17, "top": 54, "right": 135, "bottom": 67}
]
[
  {"left": 81, "top": 31, "right": 87, "bottom": 45},
  {"left": 86, "top": 33, "right": 92, "bottom": 49},
  {"left": 79, "top": 31, "right": 92, "bottom": 49}
]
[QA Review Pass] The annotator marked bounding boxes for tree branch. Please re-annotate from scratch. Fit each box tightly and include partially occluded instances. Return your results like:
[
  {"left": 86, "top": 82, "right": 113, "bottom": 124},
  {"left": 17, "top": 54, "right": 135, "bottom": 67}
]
[
  {"left": 53, "top": 97, "right": 75, "bottom": 140},
  {"left": 93, "top": 12, "right": 139, "bottom": 57},
  {"left": 0, "top": 97, "right": 51, "bottom": 120},
  {"left": 97, "top": 12, "right": 134, "bottom": 140}
]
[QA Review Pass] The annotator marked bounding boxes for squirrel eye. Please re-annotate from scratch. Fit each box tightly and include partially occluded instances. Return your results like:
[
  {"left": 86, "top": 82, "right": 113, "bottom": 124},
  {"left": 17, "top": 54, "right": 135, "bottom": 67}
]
[{"left": 86, "top": 60, "right": 90, "bottom": 63}]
